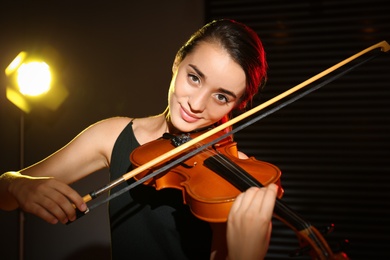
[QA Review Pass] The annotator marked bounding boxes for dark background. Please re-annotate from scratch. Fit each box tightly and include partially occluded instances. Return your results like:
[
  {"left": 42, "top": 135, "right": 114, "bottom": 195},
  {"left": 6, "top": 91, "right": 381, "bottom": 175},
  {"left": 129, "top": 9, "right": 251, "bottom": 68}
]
[
  {"left": 0, "top": 1, "right": 203, "bottom": 260},
  {"left": 1, "top": 1, "right": 390, "bottom": 259}
]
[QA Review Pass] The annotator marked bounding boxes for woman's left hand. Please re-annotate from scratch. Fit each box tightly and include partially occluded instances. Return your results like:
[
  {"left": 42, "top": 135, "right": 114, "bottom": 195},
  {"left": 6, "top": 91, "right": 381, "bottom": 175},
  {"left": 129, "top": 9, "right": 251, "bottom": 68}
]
[{"left": 227, "top": 184, "right": 278, "bottom": 260}]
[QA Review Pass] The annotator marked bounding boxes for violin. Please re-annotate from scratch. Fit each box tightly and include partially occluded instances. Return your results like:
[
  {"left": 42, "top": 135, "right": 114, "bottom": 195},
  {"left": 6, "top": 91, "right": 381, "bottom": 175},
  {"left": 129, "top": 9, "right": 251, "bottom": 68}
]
[
  {"left": 130, "top": 129, "right": 349, "bottom": 260},
  {"left": 130, "top": 130, "right": 283, "bottom": 222}
]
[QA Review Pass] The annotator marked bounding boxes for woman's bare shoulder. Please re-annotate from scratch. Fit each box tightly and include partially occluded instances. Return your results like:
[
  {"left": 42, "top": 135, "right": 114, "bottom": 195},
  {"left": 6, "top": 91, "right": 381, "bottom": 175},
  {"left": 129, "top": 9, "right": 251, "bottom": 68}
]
[
  {"left": 95, "top": 116, "right": 133, "bottom": 126},
  {"left": 86, "top": 116, "right": 133, "bottom": 134},
  {"left": 74, "top": 116, "right": 134, "bottom": 151}
]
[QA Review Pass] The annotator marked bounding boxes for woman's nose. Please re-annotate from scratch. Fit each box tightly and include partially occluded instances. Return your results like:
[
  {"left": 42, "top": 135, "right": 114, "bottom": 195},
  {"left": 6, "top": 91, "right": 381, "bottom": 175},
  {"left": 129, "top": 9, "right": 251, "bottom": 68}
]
[{"left": 188, "top": 88, "right": 209, "bottom": 113}]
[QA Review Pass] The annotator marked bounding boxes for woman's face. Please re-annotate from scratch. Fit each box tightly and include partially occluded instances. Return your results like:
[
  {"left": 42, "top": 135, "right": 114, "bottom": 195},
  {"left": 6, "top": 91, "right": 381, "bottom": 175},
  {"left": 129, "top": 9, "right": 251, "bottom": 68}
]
[{"left": 168, "top": 41, "right": 246, "bottom": 133}]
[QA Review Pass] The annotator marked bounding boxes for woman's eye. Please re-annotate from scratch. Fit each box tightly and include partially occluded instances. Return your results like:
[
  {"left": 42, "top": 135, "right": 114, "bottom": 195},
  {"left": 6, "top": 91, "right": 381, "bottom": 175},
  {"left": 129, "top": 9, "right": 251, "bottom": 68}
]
[
  {"left": 215, "top": 94, "right": 229, "bottom": 104},
  {"left": 188, "top": 74, "right": 200, "bottom": 84}
]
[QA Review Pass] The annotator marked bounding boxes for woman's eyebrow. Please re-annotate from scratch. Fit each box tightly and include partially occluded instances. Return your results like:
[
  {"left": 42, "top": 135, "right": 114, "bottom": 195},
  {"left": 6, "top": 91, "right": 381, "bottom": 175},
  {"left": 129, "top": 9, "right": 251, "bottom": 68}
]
[
  {"left": 189, "top": 64, "right": 205, "bottom": 79},
  {"left": 217, "top": 88, "right": 238, "bottom": 99}
]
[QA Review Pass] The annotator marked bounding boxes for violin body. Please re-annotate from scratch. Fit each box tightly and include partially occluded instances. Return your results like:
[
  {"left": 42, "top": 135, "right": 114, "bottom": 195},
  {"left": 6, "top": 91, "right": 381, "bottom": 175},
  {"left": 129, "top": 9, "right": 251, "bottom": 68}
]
[{"left": 130, "top": 131, "right": 283, "bottom": 222}]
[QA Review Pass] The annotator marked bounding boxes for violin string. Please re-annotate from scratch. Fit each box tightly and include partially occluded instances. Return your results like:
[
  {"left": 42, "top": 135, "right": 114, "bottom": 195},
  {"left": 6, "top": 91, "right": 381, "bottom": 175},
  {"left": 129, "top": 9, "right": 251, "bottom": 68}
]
[{"left": 202, "top": 149, "right": 312, "bottom": 228}]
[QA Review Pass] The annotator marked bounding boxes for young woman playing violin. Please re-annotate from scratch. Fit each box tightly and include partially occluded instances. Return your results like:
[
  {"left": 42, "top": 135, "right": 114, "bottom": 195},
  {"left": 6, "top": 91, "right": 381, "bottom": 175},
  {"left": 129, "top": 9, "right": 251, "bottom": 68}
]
[{"left": 0, "top": 19, "right": 277, "bottom": 260}]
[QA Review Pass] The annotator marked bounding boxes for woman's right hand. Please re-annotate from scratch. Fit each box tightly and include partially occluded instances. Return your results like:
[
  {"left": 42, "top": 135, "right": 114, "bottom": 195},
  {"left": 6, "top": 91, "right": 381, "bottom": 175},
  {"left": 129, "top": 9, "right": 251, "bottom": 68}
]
[
  {"left": 8, "top": 173, "right": 87, "bottom": 224},
  {"left": 1, "top": 118, "right": 132, "bottom": 224}
]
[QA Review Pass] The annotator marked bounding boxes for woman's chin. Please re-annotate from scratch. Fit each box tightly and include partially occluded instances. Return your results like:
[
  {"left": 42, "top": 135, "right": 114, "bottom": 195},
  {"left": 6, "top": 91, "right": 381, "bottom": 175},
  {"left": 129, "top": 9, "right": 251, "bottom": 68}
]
[{"left": 171, "top": 118, "right": 206, "bottom": 133}]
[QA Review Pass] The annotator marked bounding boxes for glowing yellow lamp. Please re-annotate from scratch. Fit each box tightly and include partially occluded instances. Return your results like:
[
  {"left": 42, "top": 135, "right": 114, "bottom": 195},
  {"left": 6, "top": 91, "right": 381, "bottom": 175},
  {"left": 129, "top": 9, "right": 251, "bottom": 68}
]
[
  {"left": 5, "top": 51, "right": 68, "bottom": 113},
  {"left": 17, "top": 61, "right": 51, "bottom": 96}
]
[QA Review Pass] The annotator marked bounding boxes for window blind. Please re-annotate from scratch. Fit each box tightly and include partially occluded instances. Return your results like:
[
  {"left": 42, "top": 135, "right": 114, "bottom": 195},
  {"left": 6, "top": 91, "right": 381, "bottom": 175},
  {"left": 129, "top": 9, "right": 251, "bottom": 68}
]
[{"left": 205, "top": 1, "right": 390, "bottom": 259}]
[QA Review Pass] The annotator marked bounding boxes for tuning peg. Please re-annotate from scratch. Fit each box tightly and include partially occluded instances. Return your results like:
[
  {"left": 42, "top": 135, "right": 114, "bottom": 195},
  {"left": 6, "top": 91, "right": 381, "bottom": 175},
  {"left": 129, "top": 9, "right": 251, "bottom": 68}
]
[{"left": 320, "top": 223, "right": 335, "bottom": 235}]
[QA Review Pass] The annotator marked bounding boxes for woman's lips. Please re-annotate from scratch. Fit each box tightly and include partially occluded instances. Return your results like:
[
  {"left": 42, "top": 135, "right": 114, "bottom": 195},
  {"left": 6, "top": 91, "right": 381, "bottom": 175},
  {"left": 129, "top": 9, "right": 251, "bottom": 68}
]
[{"left": 180, "top": 106, "right": 201, "bottom": 123}]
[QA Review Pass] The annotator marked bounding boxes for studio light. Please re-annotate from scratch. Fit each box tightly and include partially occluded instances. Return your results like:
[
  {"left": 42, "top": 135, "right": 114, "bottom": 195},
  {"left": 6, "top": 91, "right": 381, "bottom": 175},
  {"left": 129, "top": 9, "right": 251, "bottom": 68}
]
[{"left": 5, "top": 51, "right": 68, "bottom": 113}]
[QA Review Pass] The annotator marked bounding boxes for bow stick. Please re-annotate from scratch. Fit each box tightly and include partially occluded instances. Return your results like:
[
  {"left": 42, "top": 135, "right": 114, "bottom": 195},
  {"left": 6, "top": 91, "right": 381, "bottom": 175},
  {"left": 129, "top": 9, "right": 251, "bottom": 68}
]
[{"left": 73, "top": 40, "right": 389, "bottom": 219}]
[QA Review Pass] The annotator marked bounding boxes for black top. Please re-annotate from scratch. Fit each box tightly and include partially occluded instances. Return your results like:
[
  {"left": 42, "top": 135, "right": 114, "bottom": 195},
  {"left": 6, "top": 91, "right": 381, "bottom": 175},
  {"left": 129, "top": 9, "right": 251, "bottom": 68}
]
[{"left": 109, "top": 120, "right": 212, "bottom": 260}]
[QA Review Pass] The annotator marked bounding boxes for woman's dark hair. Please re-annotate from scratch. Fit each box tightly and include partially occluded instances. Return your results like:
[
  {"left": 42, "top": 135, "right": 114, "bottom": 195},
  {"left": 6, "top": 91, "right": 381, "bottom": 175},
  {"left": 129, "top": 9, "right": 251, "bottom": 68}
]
[{"left": 175, "top": 19, "right": 267, "bottom": 111}]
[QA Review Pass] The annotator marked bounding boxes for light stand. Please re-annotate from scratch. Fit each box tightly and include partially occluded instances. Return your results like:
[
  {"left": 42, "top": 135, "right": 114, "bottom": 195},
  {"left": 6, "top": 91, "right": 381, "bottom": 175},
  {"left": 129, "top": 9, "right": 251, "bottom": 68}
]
[{"left": 19, "top": 111, "right": 25, "bottom": 260}]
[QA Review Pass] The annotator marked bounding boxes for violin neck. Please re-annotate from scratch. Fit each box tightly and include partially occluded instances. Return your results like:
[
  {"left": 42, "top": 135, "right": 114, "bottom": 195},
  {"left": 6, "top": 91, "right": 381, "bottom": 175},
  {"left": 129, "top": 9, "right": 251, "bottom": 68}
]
[
  {"left": 204, "top": 153, "right": 310, "bottom": 229},
  {"left": 204, "top": 153, "right": 335, "bottom": 259}
]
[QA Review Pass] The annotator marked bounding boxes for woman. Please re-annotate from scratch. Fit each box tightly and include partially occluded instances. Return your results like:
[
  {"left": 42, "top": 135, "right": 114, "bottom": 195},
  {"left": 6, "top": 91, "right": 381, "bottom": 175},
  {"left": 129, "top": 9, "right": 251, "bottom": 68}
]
[{"left": 0, "top": 19, "right": 277, "bottom": 259}]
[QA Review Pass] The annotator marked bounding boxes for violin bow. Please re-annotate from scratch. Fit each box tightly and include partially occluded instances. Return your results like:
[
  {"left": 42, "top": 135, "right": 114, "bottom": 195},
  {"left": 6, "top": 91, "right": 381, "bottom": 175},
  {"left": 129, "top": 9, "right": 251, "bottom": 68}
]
[{"left": 74, "top": 40, "right": 389, "bottom": 218}]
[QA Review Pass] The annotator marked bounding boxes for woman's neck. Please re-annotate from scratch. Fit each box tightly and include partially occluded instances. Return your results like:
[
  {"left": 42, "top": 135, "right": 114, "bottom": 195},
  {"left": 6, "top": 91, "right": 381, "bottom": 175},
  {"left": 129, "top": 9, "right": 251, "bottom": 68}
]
[{"left": 163, "top": 107, "right": 179, "bottom": 135}]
